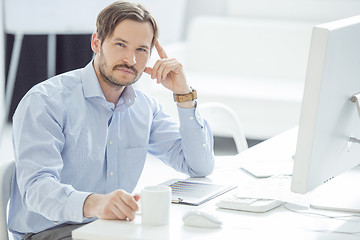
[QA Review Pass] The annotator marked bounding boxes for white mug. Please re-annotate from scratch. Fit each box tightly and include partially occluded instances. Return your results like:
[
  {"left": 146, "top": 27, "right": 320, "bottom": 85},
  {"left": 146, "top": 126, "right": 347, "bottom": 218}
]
[{"left": 138, "top": 185, "right": 172, "bottom": 225}]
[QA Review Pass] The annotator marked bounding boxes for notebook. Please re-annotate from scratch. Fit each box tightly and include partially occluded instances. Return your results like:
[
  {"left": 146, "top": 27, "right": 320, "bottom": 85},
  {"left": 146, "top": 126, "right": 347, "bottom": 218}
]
[{"left": 161, "top": 179, "right": 237, "bottom": 205}]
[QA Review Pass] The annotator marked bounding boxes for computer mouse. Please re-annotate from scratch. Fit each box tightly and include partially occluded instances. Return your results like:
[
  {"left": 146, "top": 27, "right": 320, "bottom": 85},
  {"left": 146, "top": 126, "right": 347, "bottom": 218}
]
[{"left": 182, "top": 210, "right": 222, "bottom": 228}]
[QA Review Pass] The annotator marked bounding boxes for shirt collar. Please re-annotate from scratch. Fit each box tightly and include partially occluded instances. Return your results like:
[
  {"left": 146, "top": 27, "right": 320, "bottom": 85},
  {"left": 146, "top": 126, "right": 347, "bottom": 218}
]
[
  {"left": 116, "top": 85, "right": 136, "bottom": 111},
  {"left": 82, "top": 61, "right": 104, "bottom": 99},
  {"left": 81, "top": 61, "right": 137, "bottom": 110}
]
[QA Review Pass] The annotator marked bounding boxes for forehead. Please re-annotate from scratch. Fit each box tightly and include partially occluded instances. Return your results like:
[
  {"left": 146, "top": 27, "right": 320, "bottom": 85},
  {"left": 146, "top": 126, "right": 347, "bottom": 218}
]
[{"left": 108, "top": 19, "right": 154, "bottom": 47}]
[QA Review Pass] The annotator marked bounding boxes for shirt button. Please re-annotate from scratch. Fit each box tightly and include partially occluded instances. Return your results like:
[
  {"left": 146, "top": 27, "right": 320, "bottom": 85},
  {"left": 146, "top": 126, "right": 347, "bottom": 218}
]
[
  {"left": 110, "top": 171, "right": 114, "bottom": 176},
  {"left": 109, "top": 141, "right": 113, "bottom": 145},
  {"left": 189, "top": 116, "right": 194, "bottom": 120},
  {"left": 73, "top": 214, "right": 77, "bottom": 219},
  {"left": 202, "top": 144, "right": 206, "bottom": 147}
]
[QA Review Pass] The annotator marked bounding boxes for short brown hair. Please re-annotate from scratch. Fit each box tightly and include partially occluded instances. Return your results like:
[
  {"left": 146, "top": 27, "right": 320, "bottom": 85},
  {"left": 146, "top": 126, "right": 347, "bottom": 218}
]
[{"left": 96, "top": 1, "right": 158, "bottom": 47}]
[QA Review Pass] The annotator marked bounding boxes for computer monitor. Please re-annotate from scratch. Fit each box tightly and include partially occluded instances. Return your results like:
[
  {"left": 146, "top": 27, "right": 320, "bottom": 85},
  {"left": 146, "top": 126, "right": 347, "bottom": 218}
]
[{"left": 291, "top": 15, "right": 360, "bottom": 212}]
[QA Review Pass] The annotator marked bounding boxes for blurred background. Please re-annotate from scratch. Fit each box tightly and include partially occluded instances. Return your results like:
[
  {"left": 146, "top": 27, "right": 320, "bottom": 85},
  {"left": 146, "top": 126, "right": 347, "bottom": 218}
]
[{"left": 0, "top": 0, "right": 360, "bottom": 160}]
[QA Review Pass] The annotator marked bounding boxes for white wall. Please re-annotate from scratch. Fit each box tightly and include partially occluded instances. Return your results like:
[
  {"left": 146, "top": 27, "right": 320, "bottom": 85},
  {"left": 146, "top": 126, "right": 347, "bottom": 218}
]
[
  {"left": 226, "top": 0, "right": 360, "bottom": 23},
  {"left": 138, "top": 0, "right": 360, "bottom": 140},
  {"left": 137, "top": 0, "right": 187, "bottom": 44},
  {"left": 182, "top": 0, "right": 227, "bottom": 40},
  {"left": 4, "top": 0, "right": 186, "bottom": 44}
]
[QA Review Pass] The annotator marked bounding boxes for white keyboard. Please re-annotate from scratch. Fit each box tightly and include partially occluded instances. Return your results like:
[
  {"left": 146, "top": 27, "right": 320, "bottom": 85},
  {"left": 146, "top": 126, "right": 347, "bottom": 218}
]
[{"left": 216, "top": 194, "right": 283, "bottom": 213}]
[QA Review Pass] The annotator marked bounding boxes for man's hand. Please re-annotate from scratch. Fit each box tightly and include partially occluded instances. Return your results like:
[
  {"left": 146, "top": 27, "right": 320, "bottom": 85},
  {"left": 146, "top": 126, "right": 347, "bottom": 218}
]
[
  {"left": 83, "top": 190, "right": 140, "bottom": 221},
  {"left": 144, "top": 41, "right": 191, "bottom": 95}
]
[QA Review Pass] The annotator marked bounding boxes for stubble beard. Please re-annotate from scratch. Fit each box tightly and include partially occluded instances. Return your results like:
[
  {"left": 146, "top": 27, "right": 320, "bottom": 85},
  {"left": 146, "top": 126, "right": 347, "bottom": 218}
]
[{"left": 98, "top": 54, "right": 142, "bottom": 88}]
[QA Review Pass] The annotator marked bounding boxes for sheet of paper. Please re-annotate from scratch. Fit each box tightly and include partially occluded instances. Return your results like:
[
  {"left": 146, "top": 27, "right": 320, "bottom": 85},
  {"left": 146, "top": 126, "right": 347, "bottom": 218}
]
[{"left": 235, "top": 175, "right": 310, "bottom": 207}]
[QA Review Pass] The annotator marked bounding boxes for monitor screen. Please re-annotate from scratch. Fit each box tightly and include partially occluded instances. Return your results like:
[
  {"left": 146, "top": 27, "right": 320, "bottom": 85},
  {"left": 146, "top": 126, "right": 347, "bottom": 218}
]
[{"left": 291, "top": 15, "right": 360, "bottom": 210}]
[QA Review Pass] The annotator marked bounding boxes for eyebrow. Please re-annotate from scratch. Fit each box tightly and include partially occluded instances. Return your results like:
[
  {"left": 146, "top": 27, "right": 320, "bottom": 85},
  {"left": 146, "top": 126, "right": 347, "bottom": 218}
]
[{"left": 114, "top": 38, "right": 150, "bottom": 50}]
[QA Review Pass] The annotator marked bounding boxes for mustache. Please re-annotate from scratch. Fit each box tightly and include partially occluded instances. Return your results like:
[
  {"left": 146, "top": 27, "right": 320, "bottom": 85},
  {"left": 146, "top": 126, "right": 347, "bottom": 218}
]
[{"left": 113, "top": 64, "right": 138, "bottom": 75}]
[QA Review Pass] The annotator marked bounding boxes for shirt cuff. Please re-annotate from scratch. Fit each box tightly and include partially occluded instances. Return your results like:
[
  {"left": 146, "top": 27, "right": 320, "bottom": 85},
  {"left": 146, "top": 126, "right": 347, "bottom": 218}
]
[
  {"left": 66, "top": 191, "right": 93, "bottom": 223},
  {"left": 177, "top": 104, "right": 204, "bottom": 128}
]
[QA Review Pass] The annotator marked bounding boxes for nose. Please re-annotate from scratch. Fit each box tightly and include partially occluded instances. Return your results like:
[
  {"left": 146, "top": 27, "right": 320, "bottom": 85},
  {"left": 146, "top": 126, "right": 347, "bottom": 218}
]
[{"left": 122, "top": 50, "right": 136, "bottom": 66}]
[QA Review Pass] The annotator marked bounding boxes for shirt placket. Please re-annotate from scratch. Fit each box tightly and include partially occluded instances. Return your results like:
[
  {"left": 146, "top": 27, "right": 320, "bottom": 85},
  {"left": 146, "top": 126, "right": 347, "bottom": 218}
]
[{"left": 105, "top": 111, "right": 119, "bottom": 193}]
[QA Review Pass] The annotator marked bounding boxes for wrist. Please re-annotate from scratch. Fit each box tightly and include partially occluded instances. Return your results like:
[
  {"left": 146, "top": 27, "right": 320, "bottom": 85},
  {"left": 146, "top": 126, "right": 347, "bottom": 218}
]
[
  {"left": 173, "top": 87, "right": 197, "bottom": 103},
  {"left": 177, "top": 100, "right": 196, "bottom": 108},
  {"left": 173, "top": 87, "right": 192, "bottom": 95},
  {"left": 83, "top": 193, "right": 101, "bottom": 218}
]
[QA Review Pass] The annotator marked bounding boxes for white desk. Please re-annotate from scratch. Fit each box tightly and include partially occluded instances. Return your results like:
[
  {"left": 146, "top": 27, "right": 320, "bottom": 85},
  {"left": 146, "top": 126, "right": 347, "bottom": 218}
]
[{"left": 72, "top": 128, "right": 360, "bottom": 240}]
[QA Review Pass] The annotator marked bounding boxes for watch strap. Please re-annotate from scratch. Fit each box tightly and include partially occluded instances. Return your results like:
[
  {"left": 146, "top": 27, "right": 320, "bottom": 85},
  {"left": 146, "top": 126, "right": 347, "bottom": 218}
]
[{"left": 173, "top": 88, "right": 197, "bottom": 102}]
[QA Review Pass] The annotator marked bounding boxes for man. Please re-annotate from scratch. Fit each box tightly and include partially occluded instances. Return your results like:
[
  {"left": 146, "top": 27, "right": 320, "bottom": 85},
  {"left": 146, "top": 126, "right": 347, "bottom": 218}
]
[{"left": 8, "top": 1, "right": 214, "bottom": 239}]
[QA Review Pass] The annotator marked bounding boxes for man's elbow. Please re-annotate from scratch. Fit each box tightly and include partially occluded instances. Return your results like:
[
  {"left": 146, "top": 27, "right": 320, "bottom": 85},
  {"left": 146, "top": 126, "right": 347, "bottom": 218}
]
[{"left": 188, "top": 161, "right": 214, "bottom": 178}]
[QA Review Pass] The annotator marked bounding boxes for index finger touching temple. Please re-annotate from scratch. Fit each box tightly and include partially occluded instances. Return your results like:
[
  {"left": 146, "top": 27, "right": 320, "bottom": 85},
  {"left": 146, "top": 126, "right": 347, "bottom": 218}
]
[{"left": 155, "top": 40, "right": 168, "bottom": 59}]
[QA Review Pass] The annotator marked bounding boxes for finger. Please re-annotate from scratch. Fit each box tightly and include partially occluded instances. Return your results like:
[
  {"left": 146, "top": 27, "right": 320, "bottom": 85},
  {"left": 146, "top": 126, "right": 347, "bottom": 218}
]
[
  {"left": 101, "top": 194, "right": 128, "bottom": 220},
  {"left": 152, "top": 58, "right": 176, "bottom": 80},
  {"left": 118, "top": 190, "right": 139, "bottom": 210},
  {"left": 144, "top": 67, "right": 153, "bottom": 75},
  {"left": 133, "top": 194, "right": 141, "bottom": 202},
  {"left": 151, "top": 59, "right": 164, "bottom": 79},
  {"left": 156, "top": 62, "right": 167, "bottom": 82},
  {"left": 157, "top": 60, "right": 180, "bottom": 82},
  {"left": 117, "top": 198, "right": 136, "bottom": 220},
  {"left": 108, "top": 204, "right": 127, "bottom": 220},
  {"left": 155, "top": 40, "right": 168, "bottom": 59},
  {"left": 127, "top": 194, "right": 140, "bottom": 211},
  {"left": 107, "top": 197, "right": 133, "bottom": 220},
  {"left": 161, "top": 66, "right": 175, "bottom": 82},
  {"left": 105, "top": 190, "right": 137, "bottom": 220},
  {"left": 100, "top": 202, "right": 126, "bottom": 220}
]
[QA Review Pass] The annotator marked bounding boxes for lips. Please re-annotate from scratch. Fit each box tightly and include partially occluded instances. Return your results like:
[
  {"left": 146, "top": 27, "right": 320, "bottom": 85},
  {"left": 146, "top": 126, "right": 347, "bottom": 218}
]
[
  {"left": 113, "top": 64, "right": 137, "bottom": 76},
  {"left": 117, "top": 67, "right": 135, "bottom": 75}
]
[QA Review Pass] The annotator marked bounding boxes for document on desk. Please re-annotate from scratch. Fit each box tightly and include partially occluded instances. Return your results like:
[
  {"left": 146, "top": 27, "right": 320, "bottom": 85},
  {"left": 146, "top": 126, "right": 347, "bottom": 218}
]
[
  {"left": 235, "top": 176, "right": 310, "bottom": 207},
  {"left": 161, "top": 179, "right": 237, "bottom": 206},
  {"left": 240, "top": 156, "right": 294, "bottom": 178}
]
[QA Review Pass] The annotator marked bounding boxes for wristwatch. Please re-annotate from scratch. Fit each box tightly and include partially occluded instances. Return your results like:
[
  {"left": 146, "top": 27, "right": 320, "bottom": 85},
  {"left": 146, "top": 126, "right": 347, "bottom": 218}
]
[{"left": 173, "top": 88, "right": 197, "bottom": 102}]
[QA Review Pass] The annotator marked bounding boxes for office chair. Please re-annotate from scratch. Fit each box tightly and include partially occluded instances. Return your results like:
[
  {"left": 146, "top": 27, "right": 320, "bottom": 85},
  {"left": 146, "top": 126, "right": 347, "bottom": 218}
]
[
  {"left": 0, "top": 160, "right": 15, "bottom": 240},
  {"left": 198, "top": 102, "right": 248, "bottom": 154}
]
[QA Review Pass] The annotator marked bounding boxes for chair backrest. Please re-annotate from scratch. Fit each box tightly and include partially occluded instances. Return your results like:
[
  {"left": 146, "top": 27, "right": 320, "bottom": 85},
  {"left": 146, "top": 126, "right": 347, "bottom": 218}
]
[
  {"left": 198, "top": 102, "right": 248, "bottom": 154},
  {"left": 0, "top": 160, "right": 15, "bottom": 240}
]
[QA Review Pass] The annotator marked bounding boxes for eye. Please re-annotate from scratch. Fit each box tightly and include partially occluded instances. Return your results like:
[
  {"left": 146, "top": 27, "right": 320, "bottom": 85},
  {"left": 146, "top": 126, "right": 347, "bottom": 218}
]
[
  {"left": 116, "top": 42, "right": 125, "bottom": 47},
  {"left": 137, "top": 48, "right": 147, "bottom": 53}
]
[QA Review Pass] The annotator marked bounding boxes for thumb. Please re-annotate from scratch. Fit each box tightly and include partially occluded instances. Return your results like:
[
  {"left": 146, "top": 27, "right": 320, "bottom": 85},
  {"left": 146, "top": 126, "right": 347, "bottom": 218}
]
[{"left": 133, "top": 194, "right": 141, "bottom": 202}]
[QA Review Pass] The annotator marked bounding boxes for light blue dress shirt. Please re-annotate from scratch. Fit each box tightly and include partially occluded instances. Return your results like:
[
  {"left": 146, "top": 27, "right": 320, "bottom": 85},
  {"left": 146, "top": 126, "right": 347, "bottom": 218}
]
[{"left": 8, "top": 61, "right": 214, "bottom": 239}]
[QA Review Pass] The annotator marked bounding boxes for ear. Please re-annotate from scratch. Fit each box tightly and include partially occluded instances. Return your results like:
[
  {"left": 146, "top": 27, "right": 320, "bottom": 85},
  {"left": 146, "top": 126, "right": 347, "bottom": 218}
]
[{"left": 91, "top": 33, "right": 101, "bottom": 54}]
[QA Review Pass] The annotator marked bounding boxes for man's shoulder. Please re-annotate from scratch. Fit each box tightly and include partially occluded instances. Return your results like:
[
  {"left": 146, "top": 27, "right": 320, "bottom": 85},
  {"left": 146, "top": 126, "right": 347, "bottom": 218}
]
[{"left": 28, "top": 68, "right": 83, "bottom": 98}]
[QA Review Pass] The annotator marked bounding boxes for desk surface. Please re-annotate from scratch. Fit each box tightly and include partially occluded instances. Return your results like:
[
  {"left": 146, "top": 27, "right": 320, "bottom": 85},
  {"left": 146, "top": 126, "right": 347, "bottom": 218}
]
[{"left": 72, "top": 128, "right": 360, "bottom": 240}]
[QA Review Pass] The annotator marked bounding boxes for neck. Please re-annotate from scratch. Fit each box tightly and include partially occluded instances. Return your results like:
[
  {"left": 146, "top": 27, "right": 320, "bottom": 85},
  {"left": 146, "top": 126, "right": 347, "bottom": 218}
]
[
  {"left": 99, "top": 80, "right": 125, "bottom": 105},
  {"left": 93, "top": 60, "right": 125, "bottom": 105}
]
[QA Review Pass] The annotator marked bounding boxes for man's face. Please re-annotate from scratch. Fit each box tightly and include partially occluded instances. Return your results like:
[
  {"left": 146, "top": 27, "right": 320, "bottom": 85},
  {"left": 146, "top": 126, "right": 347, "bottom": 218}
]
[{"left": 93, "top": 19, "right": 153, "bottom": 88}]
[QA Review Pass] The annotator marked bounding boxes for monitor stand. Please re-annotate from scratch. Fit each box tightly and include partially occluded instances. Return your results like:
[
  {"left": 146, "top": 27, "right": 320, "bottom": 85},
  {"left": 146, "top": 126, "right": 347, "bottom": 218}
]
[{"left": 310, "top": 165, "right": 360, "bottom": 213}]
